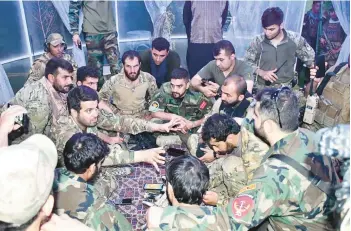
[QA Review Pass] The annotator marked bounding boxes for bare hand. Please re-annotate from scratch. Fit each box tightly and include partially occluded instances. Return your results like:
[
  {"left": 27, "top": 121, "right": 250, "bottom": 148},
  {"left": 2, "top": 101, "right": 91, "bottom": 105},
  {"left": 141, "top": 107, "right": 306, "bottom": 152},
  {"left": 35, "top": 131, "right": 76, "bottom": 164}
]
[
  {"left": 160, "top": 117, "right": 183, "bottom": 133},
  {"left": 41, "top": 214, "right": 93, "bottom": 231},
  {"left": 203, "top": 191, "right": 219, "bottom": 206},
  {"left": 72, "top": 34, "right": 81, "bottom": 47},
  {"left": 0, "top": 105, "right": 27, "bottom": 134},
  {"left": 107, "top": 134, "right": 124, "bottom": 145},
  {"left": 208, "top": 81, "right": 220, "bottom": 92},
  {"left": 142, "top": 147, "right": 166, "bottom": 172},
  {"left": 199, "top": 147, "right": 215, "bottom": 163},
  {"left": 202, "top": 87, "right": 217, "bottom": 98},
  {"left": 320, "top": 38, "right": 327, "bottom": 46},
  {"left": 259, "top": 68, "right": 278, "bottom": 83}
]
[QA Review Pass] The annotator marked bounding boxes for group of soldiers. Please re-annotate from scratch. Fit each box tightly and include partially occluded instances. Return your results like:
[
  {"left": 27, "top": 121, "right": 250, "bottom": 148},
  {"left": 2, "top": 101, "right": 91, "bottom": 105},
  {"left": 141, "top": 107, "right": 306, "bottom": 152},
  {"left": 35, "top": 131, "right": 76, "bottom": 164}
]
[{"left": 0, "top": 5, "right": 349, "bottom": 231}]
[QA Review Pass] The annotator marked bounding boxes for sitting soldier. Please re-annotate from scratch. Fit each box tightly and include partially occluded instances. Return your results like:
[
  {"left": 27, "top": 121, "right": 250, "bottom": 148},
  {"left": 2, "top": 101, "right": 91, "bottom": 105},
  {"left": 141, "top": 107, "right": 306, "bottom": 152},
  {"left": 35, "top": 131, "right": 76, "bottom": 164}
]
[
  {"left": 147, "top": 154, "right": 231, "bottom": 230},
  {"left": 25, "top": 33, "right": 78, "bottom": 86},
  {"left": 53, "top": 133, "right": 132, "bottom": 231},
  {"left": 149, "top": 67, "right": 212, "bottom": 147}
]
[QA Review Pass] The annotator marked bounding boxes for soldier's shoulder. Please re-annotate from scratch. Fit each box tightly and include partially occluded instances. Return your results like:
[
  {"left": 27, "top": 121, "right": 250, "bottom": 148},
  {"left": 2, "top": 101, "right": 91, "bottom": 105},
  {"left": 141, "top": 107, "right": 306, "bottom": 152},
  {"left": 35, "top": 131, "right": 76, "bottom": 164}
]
[
  {"left": 286, "top": 30, "right": 304, "bottom": 45},
  {"left": 159, "top": 82, "right": 172, "bottom": 95},
  {"left": 16, "top": 80, "right": 49, "bottom": 100},
  {"left": 63, "top": 53, "right": 74, "bottom": 61},
  {"left": 250, "top": 34, "right": 265, "bottom": 45},
  {"left": 141, "top": 71, "right": 157, "bottom": 82}
]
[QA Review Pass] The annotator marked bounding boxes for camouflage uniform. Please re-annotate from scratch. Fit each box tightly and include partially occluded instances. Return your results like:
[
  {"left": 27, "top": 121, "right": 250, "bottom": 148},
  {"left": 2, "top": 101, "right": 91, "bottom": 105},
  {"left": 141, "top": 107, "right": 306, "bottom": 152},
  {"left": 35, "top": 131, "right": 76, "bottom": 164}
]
[
  {"left": 99, "top": 70, "right": 158, "bottom": 118},
  {"left": 2, "top": 78, "right": 68, "bottom": 144},
  {"left": 149, "top": 82, "right": 212, "bottom": 147},
  {"left": 69, "top": 1, "right": 120, "bottom": 87},
  {"left": 53, "top": 168, "right": 132, "bottom": 231},
  {"left": 52, "top": 115, "right": 137, "bottom": 167},
  {"left": 25, "top": 52, "right": 78, "bottom": 87},
  {"left": 154, "top": 123, "right": 339, "bottom": 230},
  {"left": 303, "top": 63, "right": 350, "bottom": 132}
]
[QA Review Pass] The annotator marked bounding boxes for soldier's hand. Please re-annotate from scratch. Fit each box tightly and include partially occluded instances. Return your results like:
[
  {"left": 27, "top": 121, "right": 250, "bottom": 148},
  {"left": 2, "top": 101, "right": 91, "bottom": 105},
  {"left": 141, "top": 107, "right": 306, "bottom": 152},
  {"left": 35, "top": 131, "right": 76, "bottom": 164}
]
[
  {"left": 199, "top": 148, "right": 216, "bottom": 163},
  {"left": 107, "top": 134, "right": 124, "bottom": 145},
  {"left": 202, "top": 87, "right": 217, "bottom": 98},
  {"left": 203, "top": 191, "right": 219, "bottom": 206},
  {"left": 160, "top": 118, "right": 183, "bottom": 133},
  {"left": 309, "top": 65, "right": 318, "bottom": 80},
  {"left": 0, "top": 105, "right": 27, "bottom": 134},
  {"left": 72, "top": 34, "right": 81, "bottom": 47},
  {"left": 259, "top": 69, "right": 278, "bottom": 83},
  {"left": 208, "top": 81, "right": 220, "bottom": 92},
  {"left": 41, "top": 214, "right": 94, "bottom": 231},
  {"left": 137, "top": 147, "right": 166, "bottom": 172}
]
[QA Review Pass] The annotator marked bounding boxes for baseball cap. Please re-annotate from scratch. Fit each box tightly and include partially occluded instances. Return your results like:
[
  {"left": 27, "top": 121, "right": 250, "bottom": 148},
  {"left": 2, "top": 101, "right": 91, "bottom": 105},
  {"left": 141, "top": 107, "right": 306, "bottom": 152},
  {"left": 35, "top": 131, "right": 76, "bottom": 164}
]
[
  {"left": 0, "top": 134, "right": 58, "bottom": 226},
  {"left": 47, "top": 33, "right": 65, "bottom": 46}
]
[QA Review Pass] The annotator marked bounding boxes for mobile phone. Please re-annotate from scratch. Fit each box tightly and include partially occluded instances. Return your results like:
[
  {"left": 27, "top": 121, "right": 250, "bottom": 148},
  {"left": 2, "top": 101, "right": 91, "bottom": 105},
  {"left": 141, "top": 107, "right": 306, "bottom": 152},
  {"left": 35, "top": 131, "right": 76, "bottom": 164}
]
[
  {"left": 315, "top": 55, "right": 326, "bottom": 78},
  {"left": 78, "top": 42, "right": 82, "bottom": 50},
  {"left": 111, "top": 198, "right": 133, "bottom": 205},
  {"left": 167, "top": 147, "right": 186, "bottom": 157},
  {"left": 143, "top": 183, "right": 164, "bottom": 191}
]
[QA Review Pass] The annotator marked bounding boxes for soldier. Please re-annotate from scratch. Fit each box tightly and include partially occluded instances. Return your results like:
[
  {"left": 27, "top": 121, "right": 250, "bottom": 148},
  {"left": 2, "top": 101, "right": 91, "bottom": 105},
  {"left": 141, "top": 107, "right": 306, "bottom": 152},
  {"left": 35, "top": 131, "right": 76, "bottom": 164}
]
[
  {"left": 25, "top": 33, "right": 78, "bottom": 86},
  {"left": 146, "top": 155, "right": 232, "bottom": 230},
  {"left": 140, "top": 37, "right": 181, "bottom": 88},
  {"left": 148, "top": 87, "right": 339, "bottom": 230},
  {"left": 320, "top": 6, "right": 347, "bottom": 67},
  {"left": 191, "top": 40, "right": 254, "bottom": 98},
  {"left": 52, "top": 86, "right": 178, "bottom": 168},
  {"left": 76, "top": 65, "right": 113, "bottom": 113},
  {"left": 302, "top": 1, "right": 323, "bottom": 51},
  {"left": 99, "top": 50, "right": 158, "bottom": 119},
  {"left": 2, "top": 58, "right": 73, "bottom": 144},
  {"left": 69, "top": 1, "right": 120, "bottom": 88},
  {"left": 244, "top": 7, "right": 315, "bottom": 101},
  {"left": 53, "top": 133, "right": 132, "bottom": 231},
  {"left": 149, "top": 68, "right": 212, "bottom": 147},
  {"left": 0, "top": 134, "right": 57, "bottom": 231}
]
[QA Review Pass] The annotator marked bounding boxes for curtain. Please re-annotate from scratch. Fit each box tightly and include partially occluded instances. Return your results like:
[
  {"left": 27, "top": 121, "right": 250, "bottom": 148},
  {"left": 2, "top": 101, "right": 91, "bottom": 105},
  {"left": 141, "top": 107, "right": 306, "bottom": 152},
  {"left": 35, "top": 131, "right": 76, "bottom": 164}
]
[
  {"left": 0, "top": 64, "right": 14, "bottom": 105},
  {"left": 145, "top": 0, "right": 174, "bottom": 46},
  {"left": 225, "top": 1, "right": 307, "bottom": 58},
  {"left": 332, "top": 1, "right": 350, "bottom": 65},
  {"left": 51, "top": 1, "right": 86, "bottom": 67}
]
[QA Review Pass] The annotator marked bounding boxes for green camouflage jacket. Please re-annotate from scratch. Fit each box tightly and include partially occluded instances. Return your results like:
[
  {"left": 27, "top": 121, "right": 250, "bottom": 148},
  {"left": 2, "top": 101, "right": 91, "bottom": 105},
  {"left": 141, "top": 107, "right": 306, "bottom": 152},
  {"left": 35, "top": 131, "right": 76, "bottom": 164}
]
[
  {"left": 153, "top": 120, "right": 338, "bottom": 231},
  {"left": 53, "top": 168, "right": 132, "bottom": 231},
  {"left": 149, "top": 82, "right": 213, "bottom": 122}
]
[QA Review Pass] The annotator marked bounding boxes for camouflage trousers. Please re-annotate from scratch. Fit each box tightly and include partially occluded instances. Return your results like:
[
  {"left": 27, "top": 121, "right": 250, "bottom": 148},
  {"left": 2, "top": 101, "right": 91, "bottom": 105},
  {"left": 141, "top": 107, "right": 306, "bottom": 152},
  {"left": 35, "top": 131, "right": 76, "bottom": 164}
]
[
  {"left": 206, "top": 155, "right": 247, "bottom": 206},
  {"left": 84, "top": 32, "right": 121, "bottom": 88}
]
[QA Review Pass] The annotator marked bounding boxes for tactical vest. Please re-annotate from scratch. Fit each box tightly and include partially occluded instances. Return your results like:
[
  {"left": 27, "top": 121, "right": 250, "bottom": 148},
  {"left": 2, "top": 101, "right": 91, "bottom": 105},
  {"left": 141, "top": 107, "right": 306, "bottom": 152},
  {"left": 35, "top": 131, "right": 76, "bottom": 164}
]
[{"left": 315, "top": 65, "right": 350, "bottom": 127}]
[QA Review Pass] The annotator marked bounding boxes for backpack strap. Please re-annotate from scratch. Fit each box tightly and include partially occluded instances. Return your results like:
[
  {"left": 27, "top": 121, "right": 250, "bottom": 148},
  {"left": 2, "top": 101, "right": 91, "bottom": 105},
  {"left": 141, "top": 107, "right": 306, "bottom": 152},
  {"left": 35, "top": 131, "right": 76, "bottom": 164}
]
[{"left": 269, "top": 154, "right": 333, "bottom": 196}]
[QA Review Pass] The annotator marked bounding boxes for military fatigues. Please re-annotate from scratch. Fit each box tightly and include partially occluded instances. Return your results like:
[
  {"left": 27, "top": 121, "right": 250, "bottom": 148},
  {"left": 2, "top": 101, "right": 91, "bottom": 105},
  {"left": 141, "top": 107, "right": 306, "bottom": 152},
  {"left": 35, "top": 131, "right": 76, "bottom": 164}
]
[
  {"left": 69, "top": 1, "right": 120, "bottom": 87},
  {"left": 245, "top": 29, "right": 315, "bottom": 108},
  {"left": 25, "top": 53, "right": 78, "bottom": 87},
  {"left": 303, "top": 63, "right": 350, "bottom": 132},
  {"left": 99, "top": 70, "right": 158, "bottom": 118},
  {"left": 52, "top": 115, "right": 143, "bottom": 167},
  {"left": 149, "top": 82, "right": 212, "bottom": 147},
  {"left": 154, "top": 121, "right": 339, "bottom": 231},
  {"left": 53, "top": 168, "right": 132, "bottom": 231},
  {"left": 2, "top": 78, "right": 68, "bottom": 144}
]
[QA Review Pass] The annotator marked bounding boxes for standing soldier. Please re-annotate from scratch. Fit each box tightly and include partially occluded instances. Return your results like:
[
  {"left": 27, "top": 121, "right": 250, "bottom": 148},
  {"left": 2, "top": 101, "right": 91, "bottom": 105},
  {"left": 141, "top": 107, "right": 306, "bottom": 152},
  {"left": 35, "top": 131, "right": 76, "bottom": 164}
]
[{"left": 69, "top": 1, "right": 120, "bottom": 88}]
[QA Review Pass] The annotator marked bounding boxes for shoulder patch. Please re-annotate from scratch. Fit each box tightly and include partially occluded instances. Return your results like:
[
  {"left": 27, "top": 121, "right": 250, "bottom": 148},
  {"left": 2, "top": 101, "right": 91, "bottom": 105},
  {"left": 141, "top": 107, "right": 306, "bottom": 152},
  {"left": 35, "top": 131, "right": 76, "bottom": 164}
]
[
  {"left": 149, "top": 101, "right": 160, "bottom": 112},
  {"left": 199, "top": 100, "right": 208, "bottom": 110},
  {"left": 231, "top": 194, "right": 254, "bottom": 219},
  {"left": 238, "top": 183, "right": 256, "bottom": 194}
]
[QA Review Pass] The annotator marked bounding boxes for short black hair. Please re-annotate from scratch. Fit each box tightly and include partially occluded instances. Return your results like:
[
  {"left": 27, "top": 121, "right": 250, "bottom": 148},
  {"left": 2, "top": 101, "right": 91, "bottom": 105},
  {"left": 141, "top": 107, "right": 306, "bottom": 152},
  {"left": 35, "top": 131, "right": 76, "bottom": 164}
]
[
  {"left": 258, "top": 87, "right": 299, "bottom": 132},
  {"left": 122, "top": 50, "right": 141, "bottom": 65},
  {"left": 223, "top": 75, "right": 247, "bottom": 95},
  {"left": 213, "top": 40, "right": 235, "bottom": 56},
  {"left": 45, "top": 58, "right": 74, "bottom": 79},
  {"left": 152, "top": 37, "right": 170, "bottom": 52},
  {"left": 77, "top": 66, "right": 99, "bottom": 83},
  {"left": 261, "top": 7, "right": 284, "bottom": 28},
  {"left": 202, "top": 114, "right": 241, "bottom": 144},
  {"left": 170, "top": 68, "right": 189, "bottom": 81},
  {"left": 166, "top": 155, "right": 209, "bottom": 205},
  {"left": 312, "top": 1, "right": 321, "bottom": 5},
  {"left": 67, "top": 86, "right": 99, "bottom": 114},
  {"left": 64, "top": 133, "right": 110, "bottom": 174},
  {"left": 255, "top": 88, "right": 278, "bottom": 102}
]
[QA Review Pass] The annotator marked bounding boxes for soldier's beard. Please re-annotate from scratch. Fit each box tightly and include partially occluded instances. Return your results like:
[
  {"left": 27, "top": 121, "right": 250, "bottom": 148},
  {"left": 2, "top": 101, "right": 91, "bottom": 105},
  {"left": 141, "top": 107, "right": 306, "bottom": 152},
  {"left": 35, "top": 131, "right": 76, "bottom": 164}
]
[
  {"left": 172, "top": 92, "right": 185, "bottom": 99},
  {"left": 222, "top": 99, "right": 239, "bottom": 106},
  {"left": 53, "top": 80, "right": 73, "bottom": 94},
  {"left": 266, "top": 28, "right": 281, "bottom": 40},
  {"left": 89, "top": 166, "right": 102, "bottom": 183},
  {"left": 125, "top": 69, "right": 140, "bottom": 81}
]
